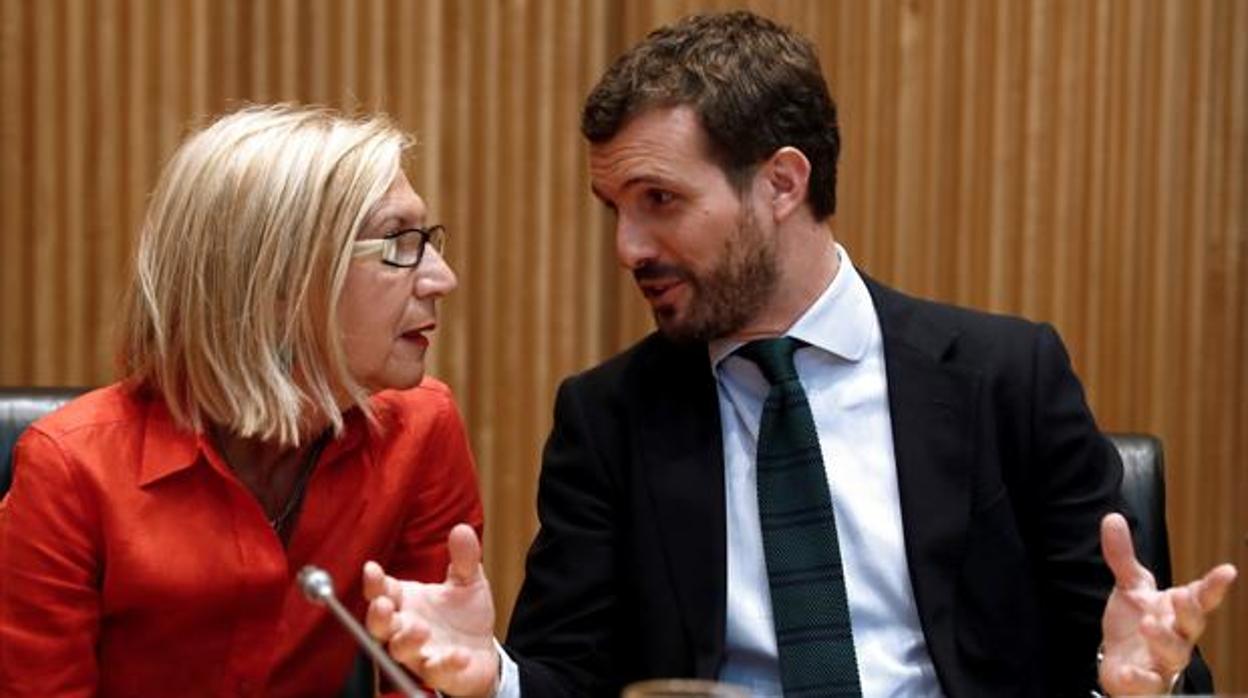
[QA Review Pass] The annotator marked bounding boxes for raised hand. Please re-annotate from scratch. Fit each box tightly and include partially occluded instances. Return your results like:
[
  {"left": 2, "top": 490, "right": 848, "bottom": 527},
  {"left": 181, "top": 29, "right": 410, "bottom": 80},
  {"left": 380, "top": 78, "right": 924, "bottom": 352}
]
[
  {"left": 1097, "top": 513, "right": 1237, "bottom": 695},
  {"left": 363, "top": 523, "right": 500, "bottom": 698}
]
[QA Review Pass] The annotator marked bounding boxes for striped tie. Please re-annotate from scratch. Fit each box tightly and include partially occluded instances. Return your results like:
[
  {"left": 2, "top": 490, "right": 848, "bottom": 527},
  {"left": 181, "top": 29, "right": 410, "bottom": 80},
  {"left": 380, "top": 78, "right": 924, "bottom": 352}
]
[{"left": 737, "top": 338, "right": 862, "bottom": 697}]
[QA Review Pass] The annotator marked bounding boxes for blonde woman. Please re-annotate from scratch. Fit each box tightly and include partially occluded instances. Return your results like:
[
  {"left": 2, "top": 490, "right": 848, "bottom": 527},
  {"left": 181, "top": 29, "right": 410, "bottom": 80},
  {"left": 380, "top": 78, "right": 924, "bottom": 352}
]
[{"left": 0, "top": 105, "right": 482, "bottom": 696}]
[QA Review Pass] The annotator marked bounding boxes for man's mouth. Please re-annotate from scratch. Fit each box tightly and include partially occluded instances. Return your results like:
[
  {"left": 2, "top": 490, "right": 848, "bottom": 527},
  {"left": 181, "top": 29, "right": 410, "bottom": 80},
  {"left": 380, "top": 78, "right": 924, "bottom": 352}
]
[
  {"left": 638, "top": 279, "right": 685, "bottom": 304},
  {"left": 643, "top": 277, "right": 683, "bottom": 295},
  {"left": 633, "top": 262, "right": 691, "bottom": 304}
]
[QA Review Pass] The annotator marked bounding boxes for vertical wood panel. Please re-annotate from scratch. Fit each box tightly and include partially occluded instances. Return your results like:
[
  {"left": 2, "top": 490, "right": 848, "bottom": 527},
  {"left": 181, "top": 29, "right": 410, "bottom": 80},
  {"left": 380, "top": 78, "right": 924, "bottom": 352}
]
[
  {"left": 93, "top": 0, "right": 122, "bottom": 384},
  {"left": 31, "top": 0, "right": 59, "bottom": 383},
  {"left": 0, "top": 0, "right": 23, "bottom": 380},
  {"left": 63, "top": 0, "right": 85, "bottom": 383},
  {"left": 0, "top": 0, "right": 1244, "bottom": 687}
]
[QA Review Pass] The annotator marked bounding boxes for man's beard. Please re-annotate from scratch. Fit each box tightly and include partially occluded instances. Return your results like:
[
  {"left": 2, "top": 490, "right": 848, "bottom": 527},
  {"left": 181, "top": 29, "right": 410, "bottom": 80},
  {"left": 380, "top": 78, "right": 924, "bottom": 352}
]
[{"left": 638, "top": 206, "right": 779, "bottom": 344}]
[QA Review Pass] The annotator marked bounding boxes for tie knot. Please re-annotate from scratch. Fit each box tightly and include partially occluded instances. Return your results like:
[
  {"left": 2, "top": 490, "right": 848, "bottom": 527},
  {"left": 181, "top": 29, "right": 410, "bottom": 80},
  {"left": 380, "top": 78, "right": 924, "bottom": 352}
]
[{"left": 735, "top": 337, "right": 806, "bottom": 385}]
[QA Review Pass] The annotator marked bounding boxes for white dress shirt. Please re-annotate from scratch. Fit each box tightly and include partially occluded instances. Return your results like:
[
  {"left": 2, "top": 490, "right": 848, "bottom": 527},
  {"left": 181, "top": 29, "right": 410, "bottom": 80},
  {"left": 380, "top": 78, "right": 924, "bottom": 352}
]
[
  {"left": 710, "top": 246, "right": 941, "bottom": 697},
  {"left": 496, "top": 246, "right": 941, "bottom": 697}
]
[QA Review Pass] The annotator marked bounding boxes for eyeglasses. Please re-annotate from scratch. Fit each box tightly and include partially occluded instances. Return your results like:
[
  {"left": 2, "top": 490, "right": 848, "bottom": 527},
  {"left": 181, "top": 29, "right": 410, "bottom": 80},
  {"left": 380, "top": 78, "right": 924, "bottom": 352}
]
[{"left": 351, "top": 225, "right": 447, "bottom": 268}]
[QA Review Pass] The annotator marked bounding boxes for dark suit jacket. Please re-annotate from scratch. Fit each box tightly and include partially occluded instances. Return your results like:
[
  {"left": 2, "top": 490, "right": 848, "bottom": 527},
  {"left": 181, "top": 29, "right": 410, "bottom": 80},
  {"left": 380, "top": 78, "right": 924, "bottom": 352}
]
[{"left": 503, "top": 278, "right": 1188, "bottom": 696}]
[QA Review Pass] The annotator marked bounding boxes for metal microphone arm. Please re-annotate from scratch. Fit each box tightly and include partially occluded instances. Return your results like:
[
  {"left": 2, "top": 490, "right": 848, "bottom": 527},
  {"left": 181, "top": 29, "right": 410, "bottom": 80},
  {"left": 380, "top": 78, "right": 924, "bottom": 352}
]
[{"left": 297, "top": 565, "right": 430, "bottom": 698}]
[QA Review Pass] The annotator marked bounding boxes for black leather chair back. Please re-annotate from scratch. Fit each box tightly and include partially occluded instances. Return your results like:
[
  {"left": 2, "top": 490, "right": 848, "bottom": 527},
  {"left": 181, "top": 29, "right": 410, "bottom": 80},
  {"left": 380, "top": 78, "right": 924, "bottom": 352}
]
[
  {"left": 1106, "top": 433, "right": 1173, "bottom": 589},
  {"left": 0, "top": 387, "right": 85, "bottom": 496}
]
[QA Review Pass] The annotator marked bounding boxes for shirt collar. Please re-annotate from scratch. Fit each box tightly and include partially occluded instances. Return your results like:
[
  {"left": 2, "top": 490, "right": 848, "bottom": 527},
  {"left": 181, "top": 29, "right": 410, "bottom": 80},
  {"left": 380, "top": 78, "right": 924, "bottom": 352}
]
[
  {"left": 708, "top": 243, "right": 875, "bottom": 367},
  {"left": 137, "top": 395, "right": 206, "bottom": 487},
  {"left": 137, "top": 393, "right": 372, "bottom": 488}
]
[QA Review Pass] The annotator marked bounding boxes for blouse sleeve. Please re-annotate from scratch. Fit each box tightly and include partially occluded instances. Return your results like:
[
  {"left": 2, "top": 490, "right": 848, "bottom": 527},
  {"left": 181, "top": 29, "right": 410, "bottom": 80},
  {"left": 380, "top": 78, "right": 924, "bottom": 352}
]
[
  {"left": 386, "top": 390, "right": 485, "bottom": 583},
  {"left": 0, "top": 427, "right": 102, "bottom": 696}
]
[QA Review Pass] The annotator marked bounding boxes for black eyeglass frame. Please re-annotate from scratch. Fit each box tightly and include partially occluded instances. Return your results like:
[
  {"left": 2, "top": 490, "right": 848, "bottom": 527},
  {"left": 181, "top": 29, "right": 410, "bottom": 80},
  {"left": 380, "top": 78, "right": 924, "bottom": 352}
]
[{"left": 353, "top": 224, "right": 447, "bottom": 268}]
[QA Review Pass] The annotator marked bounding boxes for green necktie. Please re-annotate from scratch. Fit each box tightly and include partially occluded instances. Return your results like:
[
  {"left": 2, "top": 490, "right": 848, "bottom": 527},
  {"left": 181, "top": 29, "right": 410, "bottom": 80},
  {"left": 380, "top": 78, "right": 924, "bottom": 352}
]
[{"left": 737, "top": 337, "right": 862, "bottom": 697}]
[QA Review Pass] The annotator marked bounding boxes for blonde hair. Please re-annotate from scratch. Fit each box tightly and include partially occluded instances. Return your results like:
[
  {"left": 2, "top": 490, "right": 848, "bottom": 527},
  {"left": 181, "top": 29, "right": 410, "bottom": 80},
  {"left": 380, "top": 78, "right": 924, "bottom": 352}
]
[{"left": 119, "top": 104, "right": 411, "bottom": 446}]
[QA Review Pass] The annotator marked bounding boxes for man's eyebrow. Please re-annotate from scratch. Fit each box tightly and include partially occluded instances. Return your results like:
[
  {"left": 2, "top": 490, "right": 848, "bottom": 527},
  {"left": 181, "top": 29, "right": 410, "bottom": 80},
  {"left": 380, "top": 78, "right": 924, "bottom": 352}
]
[
  {"left": 591, "top": 175, "right": 672, "bottom": 203},
  {"left": 624, "top": 174, "right": 670, "bottom": 187}
]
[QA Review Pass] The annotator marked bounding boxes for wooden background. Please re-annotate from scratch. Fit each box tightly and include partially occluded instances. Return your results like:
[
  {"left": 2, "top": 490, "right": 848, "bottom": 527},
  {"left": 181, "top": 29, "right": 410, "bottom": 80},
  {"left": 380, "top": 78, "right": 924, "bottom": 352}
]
[{"left": 1, "top": 0, "right": 1245, "bottom": 687}]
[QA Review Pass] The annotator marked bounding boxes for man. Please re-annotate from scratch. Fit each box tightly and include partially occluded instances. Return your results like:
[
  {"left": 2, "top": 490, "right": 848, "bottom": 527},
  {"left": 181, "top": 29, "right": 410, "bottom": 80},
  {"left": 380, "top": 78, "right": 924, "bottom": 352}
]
[{"left": 364, "top": 11, "right": 1236, "bottom": 697}]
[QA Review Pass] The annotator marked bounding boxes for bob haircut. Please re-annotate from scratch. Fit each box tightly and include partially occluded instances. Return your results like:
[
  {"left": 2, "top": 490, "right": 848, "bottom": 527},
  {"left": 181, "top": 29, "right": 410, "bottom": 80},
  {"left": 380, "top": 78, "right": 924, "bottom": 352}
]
[{"left": 119, "top": 104, "right": 412, "bottom": 446}]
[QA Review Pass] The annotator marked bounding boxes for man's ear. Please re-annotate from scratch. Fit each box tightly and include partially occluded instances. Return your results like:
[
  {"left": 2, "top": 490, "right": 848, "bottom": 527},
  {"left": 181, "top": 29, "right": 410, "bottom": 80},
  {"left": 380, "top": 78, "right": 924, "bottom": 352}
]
[{"left": 760, "top": 146, "right": 811, "bottom": 223}]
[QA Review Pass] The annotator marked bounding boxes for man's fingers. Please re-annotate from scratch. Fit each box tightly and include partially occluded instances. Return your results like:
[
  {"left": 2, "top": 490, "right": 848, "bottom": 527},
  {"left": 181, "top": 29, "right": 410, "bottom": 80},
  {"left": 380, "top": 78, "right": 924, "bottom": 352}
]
[
  {"left": 1138, "top": 614, "right": 1194, "bottom": 673},
  {"left": 446, "top": 523, "right": 484, "bottom": 586},
  {"left": 363, "top": 560, "right": 406, "bottom": 602},
  {"left": 388, "top": 621, "right": 434, "bottom": 666},
  {"left": 1171, "top": 585, "right": 1207, "bottom": 642},
  {"left": 1193, "top": 564, "right": 1238, "bottom": 612},
  {"left": 363, "top": 560, "right": 387, "bottom": 601},
  {"left": 366, "top": 595, "right": 398, "bottom": 642},
  {"left": 1101, "top": 513, "right": 1152, "bottom": 590}
]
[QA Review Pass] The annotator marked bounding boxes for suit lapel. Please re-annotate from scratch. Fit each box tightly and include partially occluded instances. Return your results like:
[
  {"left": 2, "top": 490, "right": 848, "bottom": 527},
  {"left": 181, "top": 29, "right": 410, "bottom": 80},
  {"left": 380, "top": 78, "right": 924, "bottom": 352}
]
[
  {"left": 636, "top": 338, "right": 728, "bottom": 679},
  {"left": 865, "top": 277, "right": 981, "bottom": 692},
  {"left": 630, "top": 280, "right": 982, "bottom": 685}
]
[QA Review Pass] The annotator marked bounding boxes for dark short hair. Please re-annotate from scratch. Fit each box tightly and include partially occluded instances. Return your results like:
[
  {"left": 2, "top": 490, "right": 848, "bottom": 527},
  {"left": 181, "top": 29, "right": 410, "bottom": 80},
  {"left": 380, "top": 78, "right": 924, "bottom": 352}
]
[{"left": 582, "top": 11, "right": 840, "bottom": 220}]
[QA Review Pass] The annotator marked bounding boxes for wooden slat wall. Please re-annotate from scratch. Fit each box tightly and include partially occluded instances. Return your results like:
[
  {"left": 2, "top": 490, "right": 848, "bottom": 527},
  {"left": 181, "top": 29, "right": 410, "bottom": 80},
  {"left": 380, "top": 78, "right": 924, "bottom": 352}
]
[{"left": 1, "top": 0, "right": 1244, "bottom": 687}]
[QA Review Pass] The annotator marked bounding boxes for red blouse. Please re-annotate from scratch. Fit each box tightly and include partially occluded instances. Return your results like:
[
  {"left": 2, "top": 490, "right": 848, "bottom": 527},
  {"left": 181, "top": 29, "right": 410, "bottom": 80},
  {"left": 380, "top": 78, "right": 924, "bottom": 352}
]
[{"left": 0, "top": 380, "right": 483, "bottom": 697}]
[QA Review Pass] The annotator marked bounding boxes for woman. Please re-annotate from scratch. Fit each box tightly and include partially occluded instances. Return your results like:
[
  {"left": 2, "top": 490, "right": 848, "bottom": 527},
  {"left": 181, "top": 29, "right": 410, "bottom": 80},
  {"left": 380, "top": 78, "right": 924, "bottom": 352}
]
[{"left": 0, "top": 105, "right": 482, "bottom": 696}]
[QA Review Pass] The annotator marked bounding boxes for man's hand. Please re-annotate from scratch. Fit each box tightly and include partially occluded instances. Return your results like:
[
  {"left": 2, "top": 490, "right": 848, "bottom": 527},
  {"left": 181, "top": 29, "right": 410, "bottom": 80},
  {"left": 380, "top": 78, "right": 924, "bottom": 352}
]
[
  {"left": 1098, "top": 513, "right": 1237, "bottom": 695},
  {"left": 363, "top": 523, "right": 500, "bottom": 698}
]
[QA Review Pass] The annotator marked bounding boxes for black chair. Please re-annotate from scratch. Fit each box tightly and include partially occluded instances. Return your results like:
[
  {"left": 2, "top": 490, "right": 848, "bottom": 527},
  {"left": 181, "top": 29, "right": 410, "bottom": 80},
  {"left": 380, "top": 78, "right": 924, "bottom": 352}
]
[
  {"left": 0, "top": 386, "right": 376, "bottom": 697},
  {"left": 0, "top": 386, "right": 85, "bottom": 495},
  {"left": 1106, "top": 433, "right": 1173, "bottom": 588}
]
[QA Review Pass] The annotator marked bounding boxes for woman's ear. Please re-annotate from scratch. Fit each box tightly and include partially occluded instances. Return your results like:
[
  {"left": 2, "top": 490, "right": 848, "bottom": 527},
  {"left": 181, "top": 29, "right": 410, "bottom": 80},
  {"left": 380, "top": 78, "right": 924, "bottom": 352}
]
[{"left": 760, "top": 146, "right": 811, "bottom": 223}]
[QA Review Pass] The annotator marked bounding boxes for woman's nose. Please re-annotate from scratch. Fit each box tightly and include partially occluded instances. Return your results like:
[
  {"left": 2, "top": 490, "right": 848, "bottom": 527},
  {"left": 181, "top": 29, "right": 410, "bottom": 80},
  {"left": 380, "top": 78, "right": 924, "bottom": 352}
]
[{"left": 414, "top": 248, "right": 458, "bottom": 298}]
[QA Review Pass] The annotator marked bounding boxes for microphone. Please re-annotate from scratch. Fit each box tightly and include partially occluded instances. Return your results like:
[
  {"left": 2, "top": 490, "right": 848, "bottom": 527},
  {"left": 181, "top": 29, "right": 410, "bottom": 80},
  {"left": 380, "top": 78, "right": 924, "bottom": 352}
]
[{"left": 297, "top": 565, "right": 430, "bottom": 698}]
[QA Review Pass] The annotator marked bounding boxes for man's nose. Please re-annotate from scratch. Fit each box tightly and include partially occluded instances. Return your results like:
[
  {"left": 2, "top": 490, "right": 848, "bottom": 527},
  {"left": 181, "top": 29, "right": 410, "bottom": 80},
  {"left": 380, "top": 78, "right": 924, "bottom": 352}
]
[{"left": 615, "top": 217, "right": 658, "bottom": 270}]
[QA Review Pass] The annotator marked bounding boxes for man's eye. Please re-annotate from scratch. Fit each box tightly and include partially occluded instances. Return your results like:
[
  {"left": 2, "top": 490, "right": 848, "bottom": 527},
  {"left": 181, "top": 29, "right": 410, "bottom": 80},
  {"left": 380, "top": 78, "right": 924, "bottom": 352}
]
[{"left": 645, "top": 189, "right": 674, "bottom": 207}]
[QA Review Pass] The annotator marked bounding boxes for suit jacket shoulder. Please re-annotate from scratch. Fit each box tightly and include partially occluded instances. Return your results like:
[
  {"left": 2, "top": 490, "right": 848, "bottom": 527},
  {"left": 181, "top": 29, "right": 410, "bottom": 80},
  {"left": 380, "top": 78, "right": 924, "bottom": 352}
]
[{"left": 863, "top": 276, "right": 1123, "bottom": 696}]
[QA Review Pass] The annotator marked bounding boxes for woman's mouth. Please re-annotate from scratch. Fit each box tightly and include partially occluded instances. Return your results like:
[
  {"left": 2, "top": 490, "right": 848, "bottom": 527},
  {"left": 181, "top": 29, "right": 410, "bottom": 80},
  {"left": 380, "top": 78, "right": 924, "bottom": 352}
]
[{"left": 400, "top": 327, "right": 432, "bottom": 347}]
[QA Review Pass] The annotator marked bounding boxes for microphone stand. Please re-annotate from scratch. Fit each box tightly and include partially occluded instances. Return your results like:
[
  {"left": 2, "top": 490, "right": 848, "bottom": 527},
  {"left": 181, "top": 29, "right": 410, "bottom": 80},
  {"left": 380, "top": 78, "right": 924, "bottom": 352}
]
[{"left": 297, "top": 565, "right": 430, "bottom": 698}]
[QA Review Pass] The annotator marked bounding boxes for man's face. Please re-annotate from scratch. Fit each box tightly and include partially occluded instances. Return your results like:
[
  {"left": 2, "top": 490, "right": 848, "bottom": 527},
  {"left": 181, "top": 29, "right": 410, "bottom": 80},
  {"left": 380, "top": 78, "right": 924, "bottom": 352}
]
[{"left": 588, "top": 106, "right": 778, "bottom": 343}]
